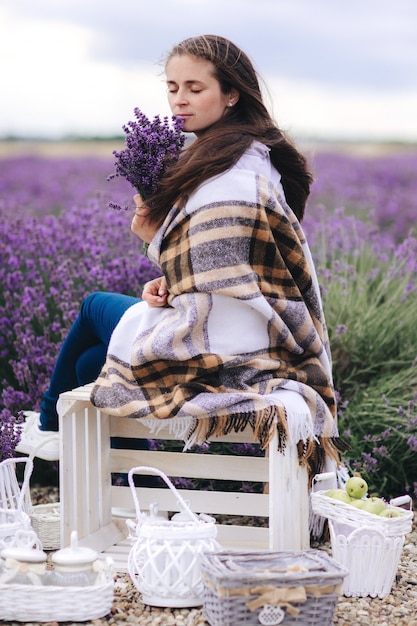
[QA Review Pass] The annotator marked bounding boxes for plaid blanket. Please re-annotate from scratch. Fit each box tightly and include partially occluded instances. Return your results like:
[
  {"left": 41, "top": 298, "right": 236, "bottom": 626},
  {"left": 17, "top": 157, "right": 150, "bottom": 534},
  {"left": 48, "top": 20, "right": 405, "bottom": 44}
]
[{"left": 91, "top": 152, "right": 342, "bottom": 471}]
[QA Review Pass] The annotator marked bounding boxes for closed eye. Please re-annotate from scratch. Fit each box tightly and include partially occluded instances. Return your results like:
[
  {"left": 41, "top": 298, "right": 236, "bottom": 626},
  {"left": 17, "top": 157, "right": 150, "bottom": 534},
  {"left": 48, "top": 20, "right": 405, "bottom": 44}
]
[{"left": 168, "top": 88, "right": 202, "bottom": 94}]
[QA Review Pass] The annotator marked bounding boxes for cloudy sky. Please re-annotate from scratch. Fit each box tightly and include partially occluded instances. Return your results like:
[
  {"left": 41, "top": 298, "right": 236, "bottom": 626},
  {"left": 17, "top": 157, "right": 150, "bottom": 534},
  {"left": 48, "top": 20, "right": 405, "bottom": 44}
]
[{"left": 1, "top": 0, "right": 417, "bottom": 141}]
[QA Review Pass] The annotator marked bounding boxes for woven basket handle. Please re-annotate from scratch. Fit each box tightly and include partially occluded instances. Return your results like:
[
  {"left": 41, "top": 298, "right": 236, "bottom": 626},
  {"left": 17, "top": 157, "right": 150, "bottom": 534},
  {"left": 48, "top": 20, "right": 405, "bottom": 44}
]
[
  {"left": 329, "top": 519, "right": 386, "bottom": 542},
  {"left": 0, "top": 456, "right": 34, "bottom": 512},
  {"left": 23, "top": 436, "right": 59, "bottom": 512},
  {"left": 127, "top": 465, "right": 199, "bottom": 524},
  {"left": 311, "top": 472, "right": 336, "bottom": 493},
  {"left": 390, "top": 494, "right": 412, "bottom": 510},
  {"left": 312, "top": 472, "right": 336, "bottom": 484}
]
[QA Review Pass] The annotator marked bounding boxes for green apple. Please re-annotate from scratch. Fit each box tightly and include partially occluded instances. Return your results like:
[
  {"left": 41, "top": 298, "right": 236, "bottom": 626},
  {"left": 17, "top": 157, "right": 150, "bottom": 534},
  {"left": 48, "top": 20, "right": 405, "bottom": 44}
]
[
  {"left": 362, "top": 496, "right": 387, "bottom": 515},
  {"left": 345, "top": 476, "right": 368, "bottom": 499},
  {"left": 379, "top": 508, "right": 403, "bottom": 518},
  {"left": 325, "top": 489, "right": 352, "bottom": 504},
  {"left": 350, "top": 499, "right": 367, "bottom": 510}
]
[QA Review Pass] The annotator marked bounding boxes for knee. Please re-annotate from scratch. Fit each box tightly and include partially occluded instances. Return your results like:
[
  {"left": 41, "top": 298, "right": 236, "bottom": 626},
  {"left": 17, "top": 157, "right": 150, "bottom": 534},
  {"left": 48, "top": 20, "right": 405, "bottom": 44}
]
[{"left": 79, "top": 292, "right": 107, "bottom": 316}]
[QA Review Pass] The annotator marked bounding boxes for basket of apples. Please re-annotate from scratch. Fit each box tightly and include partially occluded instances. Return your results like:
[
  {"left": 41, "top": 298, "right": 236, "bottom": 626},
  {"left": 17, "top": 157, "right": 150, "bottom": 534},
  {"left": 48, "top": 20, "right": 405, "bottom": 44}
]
[{"left": 311, "top": 473, "right": 414, "bottom": 598}]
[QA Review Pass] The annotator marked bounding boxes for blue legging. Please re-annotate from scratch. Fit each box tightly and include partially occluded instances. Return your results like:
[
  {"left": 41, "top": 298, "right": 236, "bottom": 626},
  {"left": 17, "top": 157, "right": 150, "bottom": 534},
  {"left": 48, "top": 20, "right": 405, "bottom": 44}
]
[{"left": 40, "top": 291, "right": 140, "bottom": 431}]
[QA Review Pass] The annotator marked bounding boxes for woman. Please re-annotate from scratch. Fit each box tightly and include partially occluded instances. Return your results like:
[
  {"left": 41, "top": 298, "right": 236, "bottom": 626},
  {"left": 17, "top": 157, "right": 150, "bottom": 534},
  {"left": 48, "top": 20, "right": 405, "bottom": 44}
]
[{"left": 17, "top": 35, "right": 342, "bottom": 475}]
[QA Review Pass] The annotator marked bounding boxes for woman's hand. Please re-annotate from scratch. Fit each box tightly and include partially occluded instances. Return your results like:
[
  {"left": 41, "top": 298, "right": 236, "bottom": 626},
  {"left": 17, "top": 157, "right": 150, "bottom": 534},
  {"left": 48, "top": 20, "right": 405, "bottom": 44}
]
[
  {"left": 142, "top": 275, "right": 169, "bottom": 308},
  {"left": 131, "top": 193, "right": 158, "bottom": 243}
]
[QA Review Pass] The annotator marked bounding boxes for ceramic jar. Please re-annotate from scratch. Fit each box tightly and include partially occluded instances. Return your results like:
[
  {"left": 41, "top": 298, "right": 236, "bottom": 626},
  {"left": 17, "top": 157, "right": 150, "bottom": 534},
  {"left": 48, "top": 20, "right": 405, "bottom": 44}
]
[
  {"left": 0, "top": 544, "right": 47, "bottom": 585},
  {"left": 47, "top": 531, "right": 100, "bottom": 587}
]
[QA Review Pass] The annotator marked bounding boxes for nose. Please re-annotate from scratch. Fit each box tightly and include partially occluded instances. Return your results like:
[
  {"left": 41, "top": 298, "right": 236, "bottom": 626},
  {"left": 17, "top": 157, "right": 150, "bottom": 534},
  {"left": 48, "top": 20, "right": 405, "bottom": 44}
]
[{"left": 172, "top": 88, "right": 188, "bottom": 106}]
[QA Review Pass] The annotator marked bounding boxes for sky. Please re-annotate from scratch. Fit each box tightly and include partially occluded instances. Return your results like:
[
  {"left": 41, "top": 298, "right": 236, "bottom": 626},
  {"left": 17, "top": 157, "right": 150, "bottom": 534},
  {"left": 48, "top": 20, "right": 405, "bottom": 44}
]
[{"left": 1, "top": 0, "right": 417, "bottom": 142}]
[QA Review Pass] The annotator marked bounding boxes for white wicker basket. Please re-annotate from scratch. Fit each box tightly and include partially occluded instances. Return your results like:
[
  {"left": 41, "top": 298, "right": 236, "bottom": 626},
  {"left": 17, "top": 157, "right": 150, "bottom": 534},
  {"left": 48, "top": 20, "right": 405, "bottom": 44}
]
[
  {"left": 127, "top": 465, "right": 222, "bottom": 608},
  {"left": 311, "top": 475, "right": 414, "bottom": 598},
  {"left": 328, "top": 519, "right": 406, "bottom": 598},
  {"left": 310, "top": 490, "right": 413, "bottom": 537},
  {"left": 0, "top": 579, "right": 114, "bottom": 622},
  {"left": 29, "top": 502, "right": 61, "bottom": 550}
]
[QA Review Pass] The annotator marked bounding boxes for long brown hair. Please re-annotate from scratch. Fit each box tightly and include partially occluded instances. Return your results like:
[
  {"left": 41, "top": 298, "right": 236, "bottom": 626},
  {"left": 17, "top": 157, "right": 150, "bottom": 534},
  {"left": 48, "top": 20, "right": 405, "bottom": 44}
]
[{"left": 147, "top": 34, "right": 313, "bottom": 225}]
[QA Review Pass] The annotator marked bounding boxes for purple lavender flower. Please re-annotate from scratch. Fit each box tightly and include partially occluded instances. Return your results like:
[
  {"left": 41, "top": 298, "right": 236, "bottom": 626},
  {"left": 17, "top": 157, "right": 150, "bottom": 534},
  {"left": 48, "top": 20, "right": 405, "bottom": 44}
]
[
  {"left": 372, "top": 445, "right": 389, "bottom": 458},
  {"left": 407, "top": 435, "right": 417, "bottom": 452},
  {"left": 354, "top": 452, "right": 379, "bottom": 473},
  {"left": 0, "top": 409, "right": 23, "bottom": 461},
  {"left": 335, "top": 324, "right": 347, "bottom": 335},
  {"left": 107, "top": 108, "right": 185, "bottom": 210}
]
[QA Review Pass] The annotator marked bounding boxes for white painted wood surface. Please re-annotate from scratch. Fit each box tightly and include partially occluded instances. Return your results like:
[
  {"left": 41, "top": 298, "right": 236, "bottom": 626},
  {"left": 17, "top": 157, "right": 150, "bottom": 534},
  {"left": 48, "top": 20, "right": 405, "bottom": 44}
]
[{"left": 58, "top": 384, "right": 309, "bottom": 571}]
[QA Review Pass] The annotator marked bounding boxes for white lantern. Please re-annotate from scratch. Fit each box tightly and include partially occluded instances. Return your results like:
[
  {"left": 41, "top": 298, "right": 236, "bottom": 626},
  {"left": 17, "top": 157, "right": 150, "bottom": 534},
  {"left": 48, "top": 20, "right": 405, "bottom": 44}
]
[{"left": 126, "top": 466, "right": 222, "bottom": 608}]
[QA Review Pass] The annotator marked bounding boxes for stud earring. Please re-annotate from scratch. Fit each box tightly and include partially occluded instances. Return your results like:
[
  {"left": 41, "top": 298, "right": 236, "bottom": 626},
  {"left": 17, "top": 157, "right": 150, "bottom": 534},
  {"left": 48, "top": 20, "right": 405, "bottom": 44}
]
[{"left": 228, "top": 102, "right": 233, "bottom": 107}]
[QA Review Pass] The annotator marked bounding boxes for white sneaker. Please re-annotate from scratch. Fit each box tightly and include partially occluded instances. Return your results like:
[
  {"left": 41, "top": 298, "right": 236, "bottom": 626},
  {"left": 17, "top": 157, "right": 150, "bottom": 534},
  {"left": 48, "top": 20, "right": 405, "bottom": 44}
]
[{"left": 15, "top": 412, "right": 60, "bottom": 461}]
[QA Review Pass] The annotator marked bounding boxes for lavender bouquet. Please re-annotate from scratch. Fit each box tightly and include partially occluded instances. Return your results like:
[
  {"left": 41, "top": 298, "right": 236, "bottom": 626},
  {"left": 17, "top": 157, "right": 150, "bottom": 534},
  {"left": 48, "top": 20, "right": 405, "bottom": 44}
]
[{"left": 108, "top": 108, "right": 185, "bottom": 211}]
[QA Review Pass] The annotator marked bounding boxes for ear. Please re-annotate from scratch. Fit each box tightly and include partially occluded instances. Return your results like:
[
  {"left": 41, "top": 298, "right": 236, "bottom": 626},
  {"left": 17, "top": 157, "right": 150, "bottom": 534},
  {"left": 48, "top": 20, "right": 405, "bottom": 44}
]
[{"left": 228, "top": 87, "right": 240, "bottom": 106}]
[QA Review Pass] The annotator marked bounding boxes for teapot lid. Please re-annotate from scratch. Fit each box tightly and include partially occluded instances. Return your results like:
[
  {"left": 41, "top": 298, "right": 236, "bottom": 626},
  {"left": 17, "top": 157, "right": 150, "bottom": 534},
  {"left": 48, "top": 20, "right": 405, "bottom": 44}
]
[
  {"left": 141, "top": 502, "right": 170, "bottom": 526},
  {"left": 52, "top": 530, "right": 97, "bottom": 566},
  {"left": 171, "top": 499, "right": 195, "bottom": 522}
]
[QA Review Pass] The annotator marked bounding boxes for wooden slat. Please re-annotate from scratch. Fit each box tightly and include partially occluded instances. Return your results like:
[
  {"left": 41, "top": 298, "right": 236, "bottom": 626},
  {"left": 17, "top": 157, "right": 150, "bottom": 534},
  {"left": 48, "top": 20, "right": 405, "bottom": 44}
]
[
  {"left": 110, "top": 485, "right": 269, "bottom": 517},
  {"left": 110, "top": 449, "right": 268, "bottom": 482},
  {"left": 216, "top": 524, "right": 268, "bottom": 549},
  {"left": 77, "top": 522, "right": 125, "bottom": 554}
]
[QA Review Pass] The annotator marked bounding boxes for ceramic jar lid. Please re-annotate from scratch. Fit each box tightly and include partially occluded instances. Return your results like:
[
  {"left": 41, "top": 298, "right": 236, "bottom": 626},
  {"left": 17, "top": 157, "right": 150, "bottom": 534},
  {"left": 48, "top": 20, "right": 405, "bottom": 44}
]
[
  {"left": 52, "top": 531, "right": 98, "bottom": 566},
  {"left": 1, "top": 546, "right": 47, "bottom": 563}
]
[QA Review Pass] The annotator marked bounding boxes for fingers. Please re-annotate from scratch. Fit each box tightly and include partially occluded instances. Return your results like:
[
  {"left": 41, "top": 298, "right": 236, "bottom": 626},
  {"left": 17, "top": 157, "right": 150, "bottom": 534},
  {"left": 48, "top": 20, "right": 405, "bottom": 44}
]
[
  {"left": 156, "top": 276, "right": 168, "bottom": 295},
  {"left": 142, "top": 276, "right": 168, "bottom": 308},
  {"left": 133, "top": 193, "right": 149, "bottom": 216},
  {"left": 143, "top": 294, "right": 168, "bottom": 308},
  {"left": 131, "top": 194, "right": 156, "bottom": 241}
]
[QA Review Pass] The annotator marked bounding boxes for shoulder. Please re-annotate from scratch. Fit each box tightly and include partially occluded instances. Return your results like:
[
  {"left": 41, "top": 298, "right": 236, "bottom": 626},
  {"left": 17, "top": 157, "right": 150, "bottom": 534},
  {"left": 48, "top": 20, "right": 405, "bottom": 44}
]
[
  {"left": 185, "top": 169, "right": 258, "bottom": 213},
  {"left": 185, "top": 142, "right": 278, "bottom": 214}
]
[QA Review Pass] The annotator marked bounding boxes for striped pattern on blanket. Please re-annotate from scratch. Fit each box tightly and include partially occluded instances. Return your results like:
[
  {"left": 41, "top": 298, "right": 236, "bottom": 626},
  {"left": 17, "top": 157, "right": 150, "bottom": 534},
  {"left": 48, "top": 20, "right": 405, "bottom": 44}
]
[{"left": 91, "top": 167, "right": 342, "bottom": 473}]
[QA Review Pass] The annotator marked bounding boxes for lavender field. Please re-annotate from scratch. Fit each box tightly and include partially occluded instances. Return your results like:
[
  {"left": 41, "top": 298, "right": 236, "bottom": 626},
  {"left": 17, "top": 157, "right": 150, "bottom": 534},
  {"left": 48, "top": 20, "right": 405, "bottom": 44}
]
[{"left": 1, "top": 143, "right": 417, "bottom": 499}]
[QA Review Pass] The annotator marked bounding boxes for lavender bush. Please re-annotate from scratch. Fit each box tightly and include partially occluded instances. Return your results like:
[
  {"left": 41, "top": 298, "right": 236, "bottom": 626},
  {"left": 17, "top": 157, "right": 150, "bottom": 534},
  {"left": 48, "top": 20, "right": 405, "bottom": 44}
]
[
  {"left": 0, "top": 146, "right": 416, "bottom": 499},
  {"left": 307, "top": 150, "right": 417, "bottom": 243},
  {"left": 304, "top": 150, "right": 417, "bottom": 499},
  {"left": 306, "top": 213, "right": 417, "bottom": 498},
  {"left": 0, "top": 155, "right": 160, "bottom": 422}
]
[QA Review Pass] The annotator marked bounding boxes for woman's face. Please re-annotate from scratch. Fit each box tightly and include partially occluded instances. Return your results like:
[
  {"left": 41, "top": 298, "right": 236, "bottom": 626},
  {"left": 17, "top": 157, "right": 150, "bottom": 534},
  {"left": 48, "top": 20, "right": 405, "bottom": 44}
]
[{"left": 166, "top": 54, "right": 237, "bottom": 135}]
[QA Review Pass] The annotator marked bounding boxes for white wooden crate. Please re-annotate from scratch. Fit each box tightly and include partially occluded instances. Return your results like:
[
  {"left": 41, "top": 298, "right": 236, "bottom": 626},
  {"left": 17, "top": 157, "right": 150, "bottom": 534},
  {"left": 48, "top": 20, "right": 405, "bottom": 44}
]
[{"left": 58, "top": 385, "right": 309, "bottom": 571}]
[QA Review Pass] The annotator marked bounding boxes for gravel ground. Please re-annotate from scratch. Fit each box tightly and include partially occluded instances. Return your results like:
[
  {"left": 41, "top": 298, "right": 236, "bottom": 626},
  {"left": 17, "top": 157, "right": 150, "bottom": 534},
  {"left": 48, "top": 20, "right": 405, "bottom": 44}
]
[{"left": 1, "top": 487, "right": 416, "bottom": 626}]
